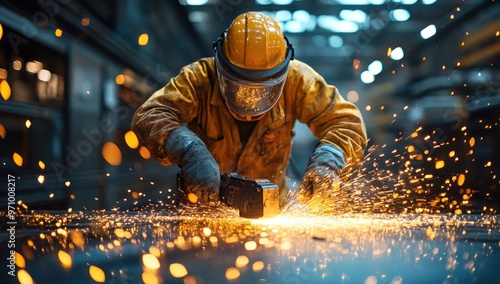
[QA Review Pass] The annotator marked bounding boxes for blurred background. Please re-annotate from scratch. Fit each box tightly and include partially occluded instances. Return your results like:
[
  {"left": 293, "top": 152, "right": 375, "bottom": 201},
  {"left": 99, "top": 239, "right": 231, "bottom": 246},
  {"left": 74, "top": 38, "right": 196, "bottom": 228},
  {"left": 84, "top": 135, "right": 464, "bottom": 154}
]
[{"left": 0, "top": 0, "right": 498, "bottom": 213}]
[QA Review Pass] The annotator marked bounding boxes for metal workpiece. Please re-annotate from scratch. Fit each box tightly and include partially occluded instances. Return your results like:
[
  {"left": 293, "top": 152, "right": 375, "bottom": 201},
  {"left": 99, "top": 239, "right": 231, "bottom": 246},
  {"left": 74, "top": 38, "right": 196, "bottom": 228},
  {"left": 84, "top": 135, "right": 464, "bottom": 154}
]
[{"left": 3, "top": 210, "right": 500, "bottom": 283}]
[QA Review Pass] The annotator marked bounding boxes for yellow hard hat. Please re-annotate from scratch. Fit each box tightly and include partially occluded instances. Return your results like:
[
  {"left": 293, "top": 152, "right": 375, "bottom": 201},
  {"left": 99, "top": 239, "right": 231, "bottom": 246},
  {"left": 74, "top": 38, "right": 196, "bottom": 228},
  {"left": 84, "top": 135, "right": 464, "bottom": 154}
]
[
  {"left": 213, "top": 12, "right": 294, "bottom": 121},
  {"left": 223, "top": 11, "right": 287, "bottom": 70}
]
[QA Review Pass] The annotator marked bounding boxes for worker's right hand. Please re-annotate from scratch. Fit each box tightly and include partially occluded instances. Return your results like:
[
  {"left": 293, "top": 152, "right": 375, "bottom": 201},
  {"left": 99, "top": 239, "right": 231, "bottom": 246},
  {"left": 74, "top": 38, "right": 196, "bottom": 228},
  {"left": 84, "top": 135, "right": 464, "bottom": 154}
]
[{"left": 165, "top": 127, "right": 220, "bottom": 203}]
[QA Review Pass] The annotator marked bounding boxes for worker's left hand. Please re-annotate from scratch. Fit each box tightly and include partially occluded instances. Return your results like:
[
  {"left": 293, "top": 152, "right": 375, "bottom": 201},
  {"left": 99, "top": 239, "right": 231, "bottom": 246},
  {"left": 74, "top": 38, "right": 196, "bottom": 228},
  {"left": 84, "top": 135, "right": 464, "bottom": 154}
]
[{"left": 296, "top": 144, "right": 345, "bottom": 209}]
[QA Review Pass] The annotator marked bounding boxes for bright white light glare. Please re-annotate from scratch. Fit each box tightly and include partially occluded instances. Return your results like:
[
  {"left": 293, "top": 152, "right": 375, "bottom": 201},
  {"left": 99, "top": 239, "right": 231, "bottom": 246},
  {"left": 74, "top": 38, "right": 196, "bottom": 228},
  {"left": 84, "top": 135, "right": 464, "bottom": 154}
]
[
  {"left": 318, "top": 15, "right": 358, "bottom": 33},
  {"left": 401, "top": 0, "right": 418, "bottom": 4},
  {"left": 256, "top": 0, "right": 272, "bottom": 4},
  {"left": 361, "top": 71, "right": 375, "bottom": 84},
  {"left": 272, "top": 0, "right": 293, "bottom": 4},
  {"left": 293, "top": 10, "right": 310, "bottom": 22},
  {"left": 328, "top": 35, "right": 343, "bottom": 48},
  {"left": 390, "top": 47, "right": 404, "bottom": 60},
  {"left": 422, "top": 0, "right": 437, "bottom": 4},
  {"left": 368, "top": 60, "right": 383, "bottom": 75},
  {"left": 390, "top": 9, "right": 410, "bottom": 21},
  {"left": 339, "top": 10, "right": 367, "bottom": 23},
  {"left": 37, "top": 69, "right": 52, "bottom": 82},
  {"left": 337, "top": 0, "right": 370, "bottom": 4},
  {"left": 317, "top": 15, "right": 339, "bottom": 29},
  {"left": 275, "top": 10, "right": 292, "bottom": 22},
  {"left": 284, "top": 20, "right": 305, "bottom": 33},
  {"left": 185, "top": 0, "right": 208, "bottom": 5},
  {"left": 420, "top": 24, "right": 436, "bottom": 39},
  {"left": 337, "top": 21, "right": 359, "bottom": 33},
  {"left": 370, "top": 0, "right": 385, "bottom": 4},
  {"left": 306, "top": 15, "right": 317, "bottom": 31}
]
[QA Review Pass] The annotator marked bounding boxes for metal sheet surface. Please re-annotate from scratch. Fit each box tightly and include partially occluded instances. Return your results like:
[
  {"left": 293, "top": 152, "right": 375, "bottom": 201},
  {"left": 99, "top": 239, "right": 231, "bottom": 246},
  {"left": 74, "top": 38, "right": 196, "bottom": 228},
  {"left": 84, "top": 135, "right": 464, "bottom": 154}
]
[{"left": 2, "top": 209, "right": 500, "bottom": 284}]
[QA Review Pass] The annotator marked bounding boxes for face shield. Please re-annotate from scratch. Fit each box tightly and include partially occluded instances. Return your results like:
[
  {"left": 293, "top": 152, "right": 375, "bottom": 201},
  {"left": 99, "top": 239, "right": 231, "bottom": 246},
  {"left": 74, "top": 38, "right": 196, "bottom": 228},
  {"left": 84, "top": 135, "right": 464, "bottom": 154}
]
[{"left": 213, "top": 33, "right": 294, "bottom": 121}]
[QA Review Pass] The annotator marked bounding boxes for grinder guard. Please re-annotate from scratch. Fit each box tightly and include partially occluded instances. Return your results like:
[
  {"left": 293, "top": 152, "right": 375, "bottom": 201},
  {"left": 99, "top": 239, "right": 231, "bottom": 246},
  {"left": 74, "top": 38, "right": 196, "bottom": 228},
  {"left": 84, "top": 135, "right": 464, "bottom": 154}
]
[{"left": 177, "top": 172, "right": 280, "bottom": 218}]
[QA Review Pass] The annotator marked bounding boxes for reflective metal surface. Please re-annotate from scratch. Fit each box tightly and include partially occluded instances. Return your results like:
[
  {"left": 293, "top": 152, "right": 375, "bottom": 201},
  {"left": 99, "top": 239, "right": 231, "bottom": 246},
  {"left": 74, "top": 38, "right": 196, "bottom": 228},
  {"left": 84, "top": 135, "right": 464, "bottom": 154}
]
[{"left": 3, "top": 207, "right": 500, "bottom": 284}]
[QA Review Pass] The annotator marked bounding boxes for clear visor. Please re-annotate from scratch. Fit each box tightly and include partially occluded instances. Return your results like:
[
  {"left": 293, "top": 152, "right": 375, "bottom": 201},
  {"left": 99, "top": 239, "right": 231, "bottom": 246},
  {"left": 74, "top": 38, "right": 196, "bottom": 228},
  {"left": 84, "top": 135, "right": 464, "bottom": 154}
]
[{"left": 216, "top": 56, "right": 288, "bottom": 121}]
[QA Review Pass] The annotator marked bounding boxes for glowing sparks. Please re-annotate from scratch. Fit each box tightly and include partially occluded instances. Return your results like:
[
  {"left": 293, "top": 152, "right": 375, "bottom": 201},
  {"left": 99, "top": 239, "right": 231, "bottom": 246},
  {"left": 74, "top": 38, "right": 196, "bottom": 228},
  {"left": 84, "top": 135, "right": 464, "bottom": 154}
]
[
  {"left": 252, "top": 261, "right": 265, "bottom": 272},
  {"left": 142, "top": 272, "right": 159, "bottom": 284},
  {"left": 139, "top": 146, "right": 151, "bottom": 159},
  {"left": 125, "top": 130, "right": 139, "bottom": 149},
  {"left": 435, "top": 160, "right": 445, "bottom": 169},
  {"left": 202, "top": 227, "right": 212, "bottom": 236},
  {"left": 457, "top": 174, "right": 466, "bottom": 186},
  {"left": 187, "top": 193, "right": 198, "bottom": 203},
  {"left": 58, "top": 250, "right": 72, "bottom": 269},
  {"left": 169, "top": 263, "right": 188, "bottom": 278},
  {"left": 13, "top": 152, "right": 23, "bottom": 166},
  {"left": 235, "top": 255, "right": 249, "bottom": 268},
  {"left": 0, "top": 79, "right": 11, "bottom": 100},
  {"left": 115, "top": 74, "right": 125, "bottom": 85},
  {"left": 0, "top": 123, "right": 6, "bottom": 138},
  {"left": 102, "top": 141, "right": 122, "bottom": 166},
  {"left": 244, "top": 241, "right": 257, "bottom": 251},
  {"left": 89, "top": 265, "right": 106, "bottom": 283},
  {"left": 225, "top": 267, "right": 240, "bottom": 280},
  {"left": 55, "top": 28, "right": 63, "bottom": 37},
  {"left": 17, "top": 269, "right": 34, "bottom": 284},
  {"left": 15, "top": 252, "right": 26, "bottom": 268},
  {"left": 142, "top": 253, "right": 161, "bottom": 270},
  {"left": 138, "top": 33, "right": 149, "bottom": 46}
]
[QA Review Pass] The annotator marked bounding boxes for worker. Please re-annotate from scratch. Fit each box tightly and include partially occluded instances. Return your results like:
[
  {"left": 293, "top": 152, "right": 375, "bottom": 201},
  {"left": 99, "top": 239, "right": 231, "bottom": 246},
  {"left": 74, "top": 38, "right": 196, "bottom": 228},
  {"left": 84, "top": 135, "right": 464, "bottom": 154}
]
[{"left": 131, "top": 11, "right": 367, "bottom": 207}]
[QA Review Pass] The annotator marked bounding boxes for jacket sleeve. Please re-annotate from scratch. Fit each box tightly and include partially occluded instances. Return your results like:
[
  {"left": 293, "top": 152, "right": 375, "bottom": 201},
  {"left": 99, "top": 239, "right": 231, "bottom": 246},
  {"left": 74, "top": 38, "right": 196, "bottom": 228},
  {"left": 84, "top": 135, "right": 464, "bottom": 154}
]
[
  {"left": 290, "top": 61, "right": 367, "bottom": 175},
  {"left": 131, "top": 62, "right": 202, "bottom": 166}
]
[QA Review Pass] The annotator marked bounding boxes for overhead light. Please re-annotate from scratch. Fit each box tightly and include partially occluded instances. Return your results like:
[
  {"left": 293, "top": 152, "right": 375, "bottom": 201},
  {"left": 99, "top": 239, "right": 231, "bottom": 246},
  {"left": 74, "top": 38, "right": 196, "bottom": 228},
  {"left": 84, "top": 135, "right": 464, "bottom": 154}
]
[
  {"left": 275, "top": 10, "right": 292, "bottom": 22},
  {"left": 255, "top": 0, "right": 273, "bottom": 4},
  {"left": 422, "top": 0, "right": 437, "bottom": 4},
  {"left": 293, "top": 10, "right": 310, "bottom": 22},
  {"left": 184, "top": 0, "right": 208, "bottom": 5},
  {"left": 401, "top": 0, "right": 418, "bottom": 4},
  {"left": 339, "top": 10, "right": 367, "bottom": 23},
  {"left": 317, "top": 15, "right": 339, "bottom": 30},
  {"left": 361, "top": 71, "right": 375, "bottom": 84},
  {"left": 284, "top": 21, "right": 306, "bottom": 33},
  {"left": 318, "top": 15, "right": 358, "bottom": 33},
  {"left": 368, "top": 60, "right": 383, "bottom": 75},
  {"left": 389, "top": 9, "right": 410, "bottom": 21},
  {"left": 272, "top": 0, "right": 293, "bottom": 4},
  {"left": 335, "top": 21, "right": 359, "bottom": 33},
  {"left": 336, "top": 0, "right": 370, "bottom": 4},
  {"left": 390, "top": 47, "right": 404, "bottom": 60},
  {"left": 420, "top": 24, "right": 436, "bottom": 39},
  {"left": 328, "top": 35, "right": 343, "bottom": 48}
]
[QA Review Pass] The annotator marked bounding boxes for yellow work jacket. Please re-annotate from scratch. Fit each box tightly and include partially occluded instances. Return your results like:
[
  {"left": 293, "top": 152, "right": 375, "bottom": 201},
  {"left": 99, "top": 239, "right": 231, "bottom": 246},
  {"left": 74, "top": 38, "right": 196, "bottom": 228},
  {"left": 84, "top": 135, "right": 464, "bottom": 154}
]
[{"left": 132, "top": 58, "right": 367, "bottom": 198}]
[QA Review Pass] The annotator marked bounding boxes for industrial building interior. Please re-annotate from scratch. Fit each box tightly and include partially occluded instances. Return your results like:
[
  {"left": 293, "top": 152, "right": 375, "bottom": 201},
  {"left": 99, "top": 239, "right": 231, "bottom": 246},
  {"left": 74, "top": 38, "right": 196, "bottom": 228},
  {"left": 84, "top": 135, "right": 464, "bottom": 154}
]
[{"left": 1, "top": 1, "right": 500, "bottom": 283}]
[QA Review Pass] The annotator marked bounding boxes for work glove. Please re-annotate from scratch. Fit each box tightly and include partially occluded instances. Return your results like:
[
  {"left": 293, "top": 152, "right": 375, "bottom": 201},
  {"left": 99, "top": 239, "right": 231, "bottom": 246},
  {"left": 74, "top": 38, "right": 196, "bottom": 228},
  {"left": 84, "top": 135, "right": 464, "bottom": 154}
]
[
  {"left": 165, "top": 127, "right": 220, "bottom": 203},
  {"left": 296, "top": 144, "right": 345, "bottom": 212}
]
